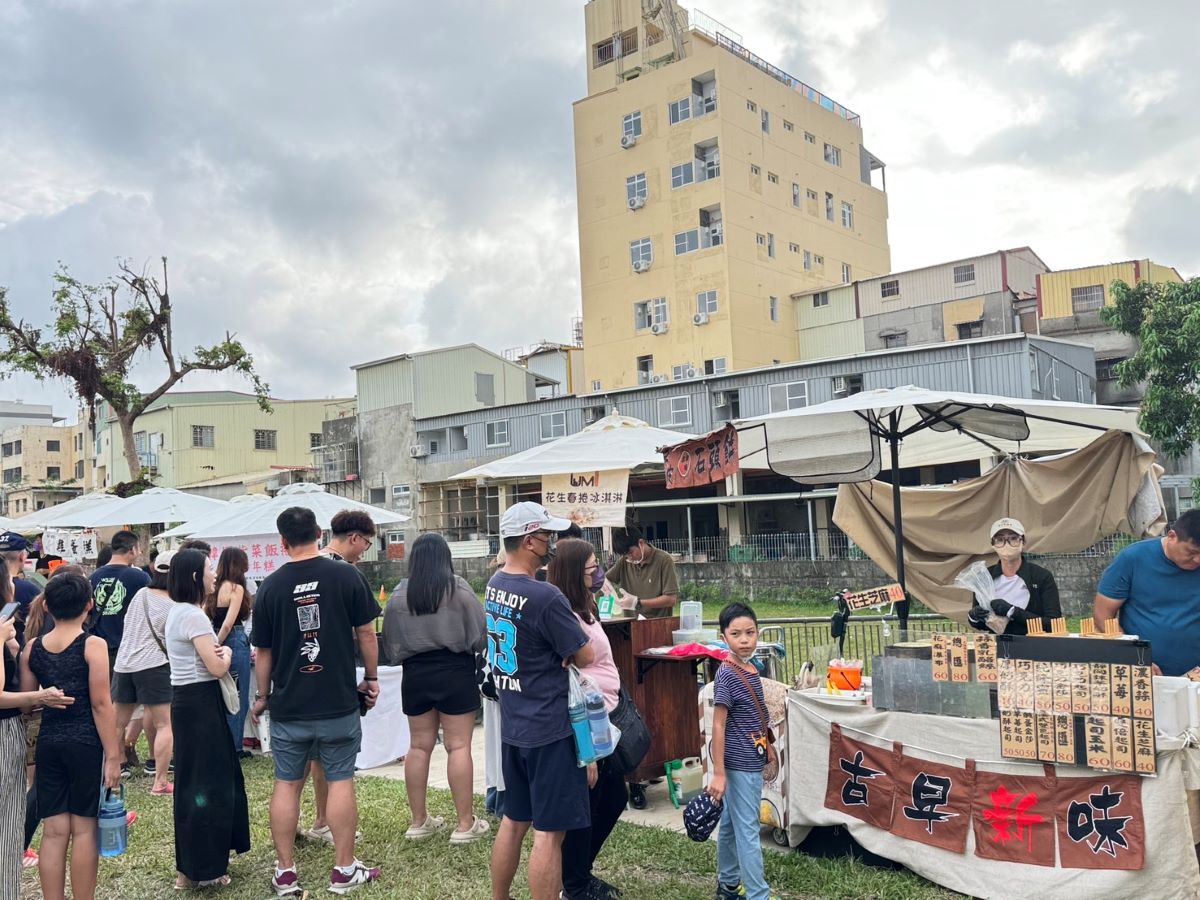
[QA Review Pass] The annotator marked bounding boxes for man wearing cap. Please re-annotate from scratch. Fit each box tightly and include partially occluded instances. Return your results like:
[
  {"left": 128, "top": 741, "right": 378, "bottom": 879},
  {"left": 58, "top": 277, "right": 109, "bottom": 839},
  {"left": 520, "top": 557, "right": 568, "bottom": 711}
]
[
  {"left": 487, "top": 502, "right": 595, "bottom": 900},
  {"left": 971, "top": 518, "right": 1061, "bottom": 636},
  {"left": 1094, "top": 508, "right": 1200, "bottom": 676},
  {"left": 0, "top": 531, "right": 42, "bottom": 644}
]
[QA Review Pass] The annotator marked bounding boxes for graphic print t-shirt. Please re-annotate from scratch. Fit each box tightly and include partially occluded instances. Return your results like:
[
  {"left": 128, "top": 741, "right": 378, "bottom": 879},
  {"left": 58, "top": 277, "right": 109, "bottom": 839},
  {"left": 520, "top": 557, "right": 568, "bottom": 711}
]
[
  {"left": 485, "top": 571, "right": 588, "bottom": 748},
  {"left": 89, "top": 564, "right": 152, "bottom": 650},
  {"left": 250, "top": 555, "right": 380, "bottom": 722}
]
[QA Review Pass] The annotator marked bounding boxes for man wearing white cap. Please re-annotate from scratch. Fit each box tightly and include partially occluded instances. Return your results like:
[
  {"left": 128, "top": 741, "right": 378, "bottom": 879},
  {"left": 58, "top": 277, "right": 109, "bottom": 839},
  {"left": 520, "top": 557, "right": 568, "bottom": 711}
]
[
  {"left": 487, "top": 502, "right": 595, "bottom": 900},
  {"left": 971, "top": 518, "right": 1061, "bottom": 635}
]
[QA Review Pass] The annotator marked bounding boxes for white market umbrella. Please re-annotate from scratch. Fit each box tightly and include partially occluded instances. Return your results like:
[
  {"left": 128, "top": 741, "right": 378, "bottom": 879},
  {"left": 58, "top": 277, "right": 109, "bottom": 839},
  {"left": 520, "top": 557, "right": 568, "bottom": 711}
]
[
  {"left": 157, "top": 493, "right": 272, "bottom": 539},
  {"left": 72, "top": 488, "right": 231, "bottom": 528},
  {"left": 452, "top": 411, "right": 696, "bottom": 481},
  {"left": 731, "top": 386, "right": 1149, "bottom": 626},
  {"left": 182, "top": 482, "right": 408, "bottom": 540},
  {"left": 14, "top": 491, "right": 121, "bottom": 530}
]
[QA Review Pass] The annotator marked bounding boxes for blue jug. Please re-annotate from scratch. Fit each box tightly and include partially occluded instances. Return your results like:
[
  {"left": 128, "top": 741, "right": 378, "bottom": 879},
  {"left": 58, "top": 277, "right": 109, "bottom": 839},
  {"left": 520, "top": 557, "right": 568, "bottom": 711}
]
[{"left": 98, "top": 786, "right": 128, "bottom": 857}]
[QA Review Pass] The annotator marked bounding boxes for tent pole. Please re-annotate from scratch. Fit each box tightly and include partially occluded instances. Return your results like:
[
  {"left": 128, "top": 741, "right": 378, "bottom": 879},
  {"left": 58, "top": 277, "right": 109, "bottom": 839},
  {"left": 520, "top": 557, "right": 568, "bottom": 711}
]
[
  {"left": 889, "top": 413, "right": 909, "bottom": 636},
  {"left": 686, "top": 505, "right": 694, "bottom": 560},
  {"left": 806, "top": 499, "right": 816, "bottom": 561}
]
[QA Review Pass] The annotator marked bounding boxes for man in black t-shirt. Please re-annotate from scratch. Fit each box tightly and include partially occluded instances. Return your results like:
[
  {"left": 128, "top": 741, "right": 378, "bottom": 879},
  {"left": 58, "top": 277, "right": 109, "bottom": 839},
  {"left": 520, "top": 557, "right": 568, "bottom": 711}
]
[
  {"left": 0, "top": 532, "right": 41, "bottom": 646},
  {"left": 88, "top": 530, "right": 151, "bottom": 672},
  {"left": 251, "top": 507, "right": 382, "bottom": 896}
]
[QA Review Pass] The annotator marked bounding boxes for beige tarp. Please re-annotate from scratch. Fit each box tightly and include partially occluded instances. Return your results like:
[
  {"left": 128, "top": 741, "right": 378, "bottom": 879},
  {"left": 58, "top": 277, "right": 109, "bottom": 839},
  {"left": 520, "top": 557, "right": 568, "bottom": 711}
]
[{"left": 832, "top": 430, "right": 1166, "bottom": 620}]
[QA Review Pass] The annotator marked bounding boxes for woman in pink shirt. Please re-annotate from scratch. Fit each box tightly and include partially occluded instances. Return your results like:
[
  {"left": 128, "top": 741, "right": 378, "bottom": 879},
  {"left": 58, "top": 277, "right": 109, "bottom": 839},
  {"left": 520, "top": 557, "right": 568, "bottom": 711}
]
[{"left": 547, "top": 538, "right": 627, "bottom": 900}]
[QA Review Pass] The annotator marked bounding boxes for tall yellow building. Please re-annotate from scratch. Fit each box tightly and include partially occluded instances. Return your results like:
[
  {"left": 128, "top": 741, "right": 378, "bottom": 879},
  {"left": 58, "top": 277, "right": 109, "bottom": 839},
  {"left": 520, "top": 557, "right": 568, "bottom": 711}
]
[{"left": 575, "top": 0, "right": 891, "bottom": 391}]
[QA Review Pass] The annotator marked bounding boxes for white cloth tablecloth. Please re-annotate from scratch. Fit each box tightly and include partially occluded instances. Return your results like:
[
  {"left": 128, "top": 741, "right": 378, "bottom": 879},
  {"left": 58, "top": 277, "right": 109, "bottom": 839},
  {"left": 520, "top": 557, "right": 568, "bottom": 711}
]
[
  {"left": 787, "top": 690, "right": 1200, "bottom": 900},
  {"left": 355, "top": 665, "right": 409, "bottom": 769}
]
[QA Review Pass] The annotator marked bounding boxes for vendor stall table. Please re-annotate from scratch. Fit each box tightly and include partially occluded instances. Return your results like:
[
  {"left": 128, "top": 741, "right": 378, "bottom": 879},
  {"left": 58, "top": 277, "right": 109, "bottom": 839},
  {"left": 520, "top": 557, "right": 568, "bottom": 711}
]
[
  {"left": 603, "top": 616, "right": 704, "bottom": 786},
  {"left": 786, "top": 690, "right": 1200, "bottom": 900}
]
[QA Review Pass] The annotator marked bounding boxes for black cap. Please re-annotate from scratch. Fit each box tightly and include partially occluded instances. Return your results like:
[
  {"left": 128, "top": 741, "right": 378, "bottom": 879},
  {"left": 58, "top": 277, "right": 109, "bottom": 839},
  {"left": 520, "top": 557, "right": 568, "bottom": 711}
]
[{"left": 0, "top": 532, "right": 28, "bottom": 552}]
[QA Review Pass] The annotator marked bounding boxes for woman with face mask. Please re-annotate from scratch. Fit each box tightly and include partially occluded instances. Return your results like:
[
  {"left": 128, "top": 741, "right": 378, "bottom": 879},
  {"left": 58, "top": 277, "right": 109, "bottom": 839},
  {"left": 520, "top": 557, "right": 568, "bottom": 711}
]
[
  {"left": 547, "top": 538, "right": 627, "bottom": 900},
  {"left": 981, "top": 518, "right": 1062, "bottom": 635}
]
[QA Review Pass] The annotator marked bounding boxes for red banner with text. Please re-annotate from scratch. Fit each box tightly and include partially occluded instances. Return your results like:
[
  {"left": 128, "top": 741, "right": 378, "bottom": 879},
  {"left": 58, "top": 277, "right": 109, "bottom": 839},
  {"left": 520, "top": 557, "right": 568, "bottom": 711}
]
[{"left": 663, "top": 425, "right": 739, "bottom": 490}]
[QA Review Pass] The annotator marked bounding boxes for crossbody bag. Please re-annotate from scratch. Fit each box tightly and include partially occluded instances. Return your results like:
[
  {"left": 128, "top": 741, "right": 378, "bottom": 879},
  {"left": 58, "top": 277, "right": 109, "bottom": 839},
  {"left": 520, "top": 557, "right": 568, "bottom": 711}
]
[{"left": 721, "top": 660, "right": 778, "bottom": 781}]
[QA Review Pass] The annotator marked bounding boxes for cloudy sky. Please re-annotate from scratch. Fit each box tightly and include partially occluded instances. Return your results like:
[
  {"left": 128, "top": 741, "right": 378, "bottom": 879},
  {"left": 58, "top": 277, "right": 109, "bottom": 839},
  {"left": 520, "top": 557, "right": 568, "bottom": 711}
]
[{"left": 1, "top": 0, "right": 1195, "bottom": 419}]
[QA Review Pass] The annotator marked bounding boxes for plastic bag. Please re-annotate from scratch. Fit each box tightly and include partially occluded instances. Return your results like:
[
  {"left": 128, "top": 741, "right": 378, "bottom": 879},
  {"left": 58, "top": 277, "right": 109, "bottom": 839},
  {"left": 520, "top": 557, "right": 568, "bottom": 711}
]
[
  {"left": 955, "top": 560, "right": 1008, "bottom": 634},
  {"left": 568, "top": 666, "right": 617, "bottom": 767}
]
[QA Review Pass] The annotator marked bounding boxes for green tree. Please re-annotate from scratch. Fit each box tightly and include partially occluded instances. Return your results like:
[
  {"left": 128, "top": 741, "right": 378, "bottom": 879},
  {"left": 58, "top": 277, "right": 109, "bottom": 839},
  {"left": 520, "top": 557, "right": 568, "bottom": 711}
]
[
  {"left": 1101, "top": 277, "right": 1200, "bottom": 459},
  {"left": 0, "top": 257, "right": 270, "bottom": 480}
]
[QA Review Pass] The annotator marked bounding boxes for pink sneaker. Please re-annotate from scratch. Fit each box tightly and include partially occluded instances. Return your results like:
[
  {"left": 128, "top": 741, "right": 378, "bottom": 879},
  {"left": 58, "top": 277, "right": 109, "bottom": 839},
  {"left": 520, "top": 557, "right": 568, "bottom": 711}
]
[{"left": 328, "top": 860, "right": 380, "bottom": 894}]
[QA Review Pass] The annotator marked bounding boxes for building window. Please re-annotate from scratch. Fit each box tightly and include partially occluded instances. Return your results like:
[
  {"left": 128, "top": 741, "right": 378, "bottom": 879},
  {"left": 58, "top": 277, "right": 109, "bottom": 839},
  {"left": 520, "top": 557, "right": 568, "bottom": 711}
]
[
  {"left": 657, "top": 395, "right": 692, "bottom": 427},
  {"left": 671, "top": 364, "right": 689, "bottom": 381},
  {"left": 812, "top": 292, "right": 829, "bottom": 309},
  {"left": 623, "top": 111, "right": 642, "bottom": 138},
  {"left": 841, "top": 201, "right": 854, "bottom": 229},
  {"left": 636, "top": 355, "right": 654, "bottom": 383},
  {"left": 880, "top": 279, "right": 900, "bottom": 298},
  {"left": 254, "top": 429, "right": 277, "bottom": 451},
  {"left": 486, "top": 420, "right": 510, "bottom": 447},
  {"left": 669, "top": 96, "right": 692, "bottom": 125},
  {"left": 75, "top": 460, "right": 84, "bottom": 480},
  {"left": 769, "top": 381, "right": 808, "bottom": 412},
  {"left": 539, "top": 412, "right": 567, "bottom": 442},
  {"left": 630, "top": 237, "right": 653, "bottom": 267},
  {"left": 783, "top": 119, "right": 794, "bottom": 132},
  {"left": 696, "top": 141, "right": 720, "bottom": 181},
  {"left": 842, "top": 263, "right": 852, "bottom": 283},
  {"left": 789, "top": 242, "right": 800, "bottom": 253},
  {"left": 756, "top": 233, "right": 765, "bottom": 246},
  {"left": 825, "top": 192, "right": 835, "bottom": 222},
  {"left": 671, "top": 161, "right": 695, "bottom": 189},
  {"left": 696, "top": 290, "right": 718, "bottom": 315},
  {"left": 769, "top": 296, "right": 780, "bottom": 322},
  {"left": 591, "top": 379, "right": 602, "bottom": 392},
  {"left": 634, "top": 297, "right": 668, "bottom": 330},
  {"left": 704, "top": 357, "right": 727, "bottom": 375},
  {"left": 192, "top": 425, "right": 214, "bottom": 449},
  {"left": 392, "top": 484, "right": 412, "bottom": 513},
  {"left": 803, "top": 250, "right": 812, "bottom": 271},
  {"left": 953, "top": 263, "right": 976, "bottom": 285},
  {"left": 806, "top": 188, "right": 818, "bottom": 202},
  {"left": 804, "top": 131, "right": 816, "bottom": 144},
  {"left": 1096, "top": 358, "right": 1124, "bottom": 381},
  {"left": 46, "top": 466, "right": 60, "bottom": 481},
  {"left": 833, "top": 374, "right": 864, "bottom": 397},
  {"left": 767, "top": 172, "right": 779, "bottom": 185},
  {"left": 369, "top": 487, "right": 386, "bottom": 504},
  {"left": 767, "top": 233, "right": 776, "bottom": 258},
  {"left": 750, "top": 164, "right": 760, "bottom": 176},
  {"left": 882, "top": 332, "right": 908, "bottom": 349},
  {"left": 746, "top": 100, "right": 757, "bottom": 112},
  {"left": 1071, "top": 284, "right": 1106, "bottom": 313},
  {"left": 674, "top": 229, "right": 700, "bottom": 255},
  {"left": 593, "top": 28, "right": 636, "bottom": 68},
  {"left": 306, "top": 432, "right": 321, "bottom": 450},
  {"left": 626, "top": 173, "right": 647, "bottom": 202},
  {"left": 823, "top": 143, "right": 842, "bottom": 166},
  {"left": 957, "top": 321, "right": 983, "bottom": 340},
  {"left": 792, "top": 183, "right": 801, "bottom": 208},
  {"left": 46, "top": 440, "right": 60, "bottom": 452},
  {"left": 761, "top": 109, "right": 770, "bottom": 133},
  {"left": 814, "top": 254, "right": 824, "bottom": 266}
]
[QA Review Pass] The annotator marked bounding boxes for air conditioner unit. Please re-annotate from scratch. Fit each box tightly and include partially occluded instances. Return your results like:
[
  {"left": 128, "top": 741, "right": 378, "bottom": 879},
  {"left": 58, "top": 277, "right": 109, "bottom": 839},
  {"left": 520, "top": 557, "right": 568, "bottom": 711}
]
[
  {"left": 650, "top": 374, "right": 667, "bottom": 384},
  {"left": 692, "top": 312, "right": 709, "bottom": 325},
  {"left": 409, "top": 445, "right": 428, "bottom": 458},
  {"left": 628, "top": 195, "right": 646, "bottom": 210},
  {"left": 650, "top": 322, "right": 668, "bottom": 335},
  {"left": 684, "top": 366, "right": 698, "bottom": 378},
  {"left": 620, "top": 133, "right": 638, "bottom": 149},
  {"left": 632, "top": 259, "right": 651, "bottom": 273},
  {"left": 713, "top": 391, "right": 728, "bottom": 407}
]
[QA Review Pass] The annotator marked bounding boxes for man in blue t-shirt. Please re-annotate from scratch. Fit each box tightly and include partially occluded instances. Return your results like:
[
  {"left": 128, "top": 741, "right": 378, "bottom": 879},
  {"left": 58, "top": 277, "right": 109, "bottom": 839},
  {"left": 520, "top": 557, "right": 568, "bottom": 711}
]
[
  {"left": 1095, "top": 509, "right": 1200, "bottom": 676},
  {"left": 487, "top": 502, "right": 595, "bottom": 900}
]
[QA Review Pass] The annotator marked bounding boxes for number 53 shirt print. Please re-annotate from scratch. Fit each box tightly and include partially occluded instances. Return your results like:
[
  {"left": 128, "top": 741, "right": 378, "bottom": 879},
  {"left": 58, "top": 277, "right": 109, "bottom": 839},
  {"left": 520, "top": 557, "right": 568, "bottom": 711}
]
[{"left": 484, "top": 571, "right": 588, "bottom": 749}]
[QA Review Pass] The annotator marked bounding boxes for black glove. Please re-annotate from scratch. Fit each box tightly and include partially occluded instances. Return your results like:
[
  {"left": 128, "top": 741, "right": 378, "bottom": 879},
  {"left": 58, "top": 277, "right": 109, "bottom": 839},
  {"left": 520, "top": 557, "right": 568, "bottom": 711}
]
[
  {"left": 967, "top": 604, "right": 991, "bottom": 631},
  {"left": 990, "top": 598, "right": 1014, "bottom": 617}
]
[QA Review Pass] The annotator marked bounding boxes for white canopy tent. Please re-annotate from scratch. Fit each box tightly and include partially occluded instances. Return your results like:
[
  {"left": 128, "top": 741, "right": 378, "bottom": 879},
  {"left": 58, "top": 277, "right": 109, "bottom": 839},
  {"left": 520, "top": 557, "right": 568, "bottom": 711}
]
[
  {"left": 14, "top": 491, "right": 121, "bottom": 531},
  {"left": 452, "top": 412, "right": 696, "bottom": 481},
  {"left": 157, "top": 494, "right": 271, "bottom": 539},
  {"left": 175, "top": 482, "right": 408, "bottom": 540},
  {"left": 70, "top": 488, "right": 231, "bottom": 529}
]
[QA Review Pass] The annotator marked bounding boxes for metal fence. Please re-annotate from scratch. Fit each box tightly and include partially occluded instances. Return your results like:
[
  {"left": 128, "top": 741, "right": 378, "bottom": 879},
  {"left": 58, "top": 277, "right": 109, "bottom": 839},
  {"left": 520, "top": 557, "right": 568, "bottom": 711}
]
[{"left": 722, "top": 614, "right": 966, "bottom": 682}]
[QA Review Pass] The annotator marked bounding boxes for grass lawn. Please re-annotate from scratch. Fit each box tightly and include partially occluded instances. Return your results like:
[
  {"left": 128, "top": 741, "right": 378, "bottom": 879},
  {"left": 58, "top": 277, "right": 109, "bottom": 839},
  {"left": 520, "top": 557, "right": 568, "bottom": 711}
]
[{"left": 22, "top": 751, "right": 954, "bottom": 900}]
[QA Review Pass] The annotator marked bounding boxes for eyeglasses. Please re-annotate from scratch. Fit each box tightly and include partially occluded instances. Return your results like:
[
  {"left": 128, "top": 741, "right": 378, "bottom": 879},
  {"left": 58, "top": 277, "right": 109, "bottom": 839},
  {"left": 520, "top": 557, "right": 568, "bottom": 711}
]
[
  {"left": 356, "top": 534, "right": 373, "bottom": 551},
  {"left": 583, "top": 564, "right": 599, "bottom": 574},
  {"left": 528, "top": 531, "right": 553, "bottom": 544},
  {"left": 992, "top": 536, "right": 1023, "bottom": 547}
]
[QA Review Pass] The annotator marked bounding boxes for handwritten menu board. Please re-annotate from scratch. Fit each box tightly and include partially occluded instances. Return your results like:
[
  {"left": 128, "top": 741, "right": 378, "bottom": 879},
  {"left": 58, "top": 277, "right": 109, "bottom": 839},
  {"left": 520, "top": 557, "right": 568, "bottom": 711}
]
[
  {"left": 995, "top": 635, "right": 1156, "bottom": 775},
  {"left": 974, "top": 634, "right": 998, "bottom": 682}
]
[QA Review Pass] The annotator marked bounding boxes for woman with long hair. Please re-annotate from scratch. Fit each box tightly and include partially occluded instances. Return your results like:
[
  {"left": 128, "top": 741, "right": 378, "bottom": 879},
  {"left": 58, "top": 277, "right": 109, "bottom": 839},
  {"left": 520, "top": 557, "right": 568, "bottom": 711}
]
[
  {"left": 206, "top": 548, "right": 253, "bottom": 754},
  {"left": 166, "top": 549, "right": 249, "bottom": 889},
  {"left": 547, "top": 538, "right": 628, "bottom": 900},
  {"left": 382, "top": 533, "right": 488, "bottom": 844}
]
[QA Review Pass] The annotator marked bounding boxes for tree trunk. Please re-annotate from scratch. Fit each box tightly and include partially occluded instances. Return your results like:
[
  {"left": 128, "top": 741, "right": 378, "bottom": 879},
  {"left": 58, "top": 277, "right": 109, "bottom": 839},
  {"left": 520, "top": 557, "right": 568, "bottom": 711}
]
[{"left": 117, "top": 413, "right": 141, "bottom": 482}]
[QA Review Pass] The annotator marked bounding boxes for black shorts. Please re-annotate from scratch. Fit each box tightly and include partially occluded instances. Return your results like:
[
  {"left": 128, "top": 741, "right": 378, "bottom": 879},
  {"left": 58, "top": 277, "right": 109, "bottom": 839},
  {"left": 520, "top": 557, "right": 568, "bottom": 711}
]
[
  {"left": 112, "top": 664, "right": 172, "bottom": 706},
  {"left": 401, "top": 650, "right": 480, "bottom": 717},
  {"left": 501, "top": 735, "right": 590, "bottom": 832},
  {"left": 36, "top": 741, "right": 104, "bottom": 819}
]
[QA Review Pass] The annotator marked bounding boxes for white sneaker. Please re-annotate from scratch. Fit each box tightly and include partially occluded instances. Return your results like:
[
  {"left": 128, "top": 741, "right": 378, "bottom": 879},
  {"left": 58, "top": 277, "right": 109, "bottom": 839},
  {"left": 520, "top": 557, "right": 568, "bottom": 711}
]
[
  {"left": 404, "top": 815, "right": 446, "bottom": 840},
  {"left": 449, "top": 817, "right": 490, "bottom": 845},
  {"left": 303, "top": 824, "right": 362, "bottom": 844}
]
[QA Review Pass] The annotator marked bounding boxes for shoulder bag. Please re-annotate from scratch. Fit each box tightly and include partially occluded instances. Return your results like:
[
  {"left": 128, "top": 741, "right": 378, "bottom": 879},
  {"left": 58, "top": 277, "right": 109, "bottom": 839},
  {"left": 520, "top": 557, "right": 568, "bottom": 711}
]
[
  {"left": 722, "top": 660, "right": 778, "bottom": 781},
  {"left": 609, "top": 683, "right": 651, "bottom": 775}
]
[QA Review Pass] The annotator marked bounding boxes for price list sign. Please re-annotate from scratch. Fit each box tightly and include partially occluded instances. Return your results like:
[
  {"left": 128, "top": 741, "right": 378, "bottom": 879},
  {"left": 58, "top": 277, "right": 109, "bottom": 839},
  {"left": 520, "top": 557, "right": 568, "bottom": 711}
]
[{"left": 994, "top": 635, "right": 1157, "bottom": 775}]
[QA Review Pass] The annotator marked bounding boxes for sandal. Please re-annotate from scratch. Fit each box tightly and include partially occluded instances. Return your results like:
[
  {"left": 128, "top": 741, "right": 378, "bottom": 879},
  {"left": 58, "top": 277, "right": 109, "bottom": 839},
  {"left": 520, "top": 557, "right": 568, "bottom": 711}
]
[
  {"left": 151, "top": 783, "right": 175, "bottom": 796},
  {"left": 404, "top": 815, "right": 445, "bottom": 840},
  {"left": 449, "top": 817, "right": 490, "bottom": 845}
]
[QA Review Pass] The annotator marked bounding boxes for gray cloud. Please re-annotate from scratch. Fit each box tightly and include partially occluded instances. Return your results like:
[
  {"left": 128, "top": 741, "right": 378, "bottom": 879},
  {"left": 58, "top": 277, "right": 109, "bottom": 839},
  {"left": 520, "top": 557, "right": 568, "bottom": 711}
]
[{"left": 1122, "top": 183, "right": 1200, "bottom": 274}]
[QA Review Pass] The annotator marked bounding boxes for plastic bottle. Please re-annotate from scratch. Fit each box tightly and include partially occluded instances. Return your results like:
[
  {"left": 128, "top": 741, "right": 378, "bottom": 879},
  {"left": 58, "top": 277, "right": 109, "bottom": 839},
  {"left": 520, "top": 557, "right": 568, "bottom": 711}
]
[
  {"left": 570, "top": 691, "right": 595, "bottom": 765},
  {"left": 586, "top": 688, "right": 613, "bottom": 756},
  {"left": 98, "top": 787, "right": 128, "bottom": 857}
]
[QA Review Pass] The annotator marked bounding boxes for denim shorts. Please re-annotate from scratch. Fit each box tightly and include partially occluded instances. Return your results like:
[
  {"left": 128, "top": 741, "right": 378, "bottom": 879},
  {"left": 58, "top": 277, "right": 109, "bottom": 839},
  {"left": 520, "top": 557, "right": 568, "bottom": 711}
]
[{"left": 270, "top": 711, "right": 362, "bottom": 782}]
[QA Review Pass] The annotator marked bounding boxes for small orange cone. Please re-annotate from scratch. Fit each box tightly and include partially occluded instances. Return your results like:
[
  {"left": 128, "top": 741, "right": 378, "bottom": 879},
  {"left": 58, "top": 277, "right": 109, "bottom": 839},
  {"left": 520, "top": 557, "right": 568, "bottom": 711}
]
[{"left": 378, "top": 585, "right": 386, "bottom": 602}]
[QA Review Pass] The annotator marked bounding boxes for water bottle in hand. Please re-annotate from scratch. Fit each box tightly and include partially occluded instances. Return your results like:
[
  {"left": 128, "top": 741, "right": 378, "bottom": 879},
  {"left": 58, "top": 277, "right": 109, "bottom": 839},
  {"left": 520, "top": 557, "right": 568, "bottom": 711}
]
[{"left": 98, "top": 787, "right": 128, "bottom": 857}]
